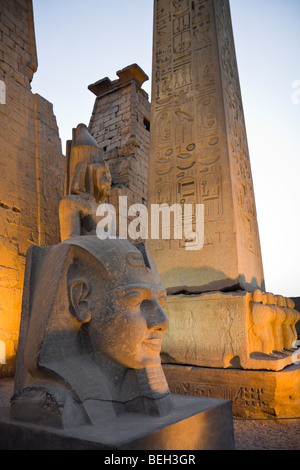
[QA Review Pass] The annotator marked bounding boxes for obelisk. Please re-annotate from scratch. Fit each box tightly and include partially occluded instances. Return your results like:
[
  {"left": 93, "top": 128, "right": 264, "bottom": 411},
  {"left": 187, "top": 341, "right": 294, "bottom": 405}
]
[
  {"left": 147, "top": 1, "right": 300, "bottom": 418},
  {"left": 147, "top": 0, "right": 264, "bottom": 293}
]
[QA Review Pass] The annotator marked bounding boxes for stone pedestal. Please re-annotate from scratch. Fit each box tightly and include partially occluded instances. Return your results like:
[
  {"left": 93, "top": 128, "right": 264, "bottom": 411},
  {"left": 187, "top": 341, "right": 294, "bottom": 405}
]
[
  {"left": 163, "top": 365, "right": 300, "bottom": 420},
  {"left": 0, "top": 395, "right": 235, "bottom": 450},
  {"left": 161, "top": 292, "right": 300, "bottom": 372}
]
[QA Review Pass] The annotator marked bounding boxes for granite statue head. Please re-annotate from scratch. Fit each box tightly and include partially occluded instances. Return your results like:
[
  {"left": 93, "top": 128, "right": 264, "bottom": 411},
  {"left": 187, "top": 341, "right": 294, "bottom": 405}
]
[{"left": 11, "top": 237, "right": 172, "bottom": 428}]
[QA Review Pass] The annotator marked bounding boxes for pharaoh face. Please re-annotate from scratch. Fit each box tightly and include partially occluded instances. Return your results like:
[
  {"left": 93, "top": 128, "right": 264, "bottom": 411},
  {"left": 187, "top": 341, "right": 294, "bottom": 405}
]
[
  {"left": 88, "top": 280, "right": 169, "bottom": 369},
  {"left": 71, "top": 162, "right": 111, "bottom": 201},
  {"left": 34, "top": 237, "right": 169, "bottom": 373},
  {"left": 92, "top": 162, "right": 111, "bottom": 200}
]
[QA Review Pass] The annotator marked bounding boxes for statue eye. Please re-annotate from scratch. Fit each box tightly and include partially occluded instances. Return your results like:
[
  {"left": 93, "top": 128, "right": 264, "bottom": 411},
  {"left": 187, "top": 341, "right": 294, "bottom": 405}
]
[
  {"left": 158, "top": 294, "right": 167, "bottom": 307},
  {"left": 121, "top": 291, "right": 143, "bottom": 307}
]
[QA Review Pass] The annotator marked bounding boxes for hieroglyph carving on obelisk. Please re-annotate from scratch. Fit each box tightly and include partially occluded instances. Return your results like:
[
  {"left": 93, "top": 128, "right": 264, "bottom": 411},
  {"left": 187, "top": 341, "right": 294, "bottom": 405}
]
[{"left": 147, "top": 0, "right": 264, "bottom": 293}]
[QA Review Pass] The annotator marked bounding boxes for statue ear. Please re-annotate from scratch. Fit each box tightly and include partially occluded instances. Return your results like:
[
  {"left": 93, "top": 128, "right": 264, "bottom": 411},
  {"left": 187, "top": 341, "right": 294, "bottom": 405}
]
[{"left": 69, "top": 280, "right": 91, "bottom": 324}]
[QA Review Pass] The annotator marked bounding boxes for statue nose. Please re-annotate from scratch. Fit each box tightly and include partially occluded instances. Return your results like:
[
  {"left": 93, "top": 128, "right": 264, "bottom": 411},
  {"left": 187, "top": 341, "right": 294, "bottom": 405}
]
[{"left": 141, "top": 299, "right": 169, "bottom": 332}]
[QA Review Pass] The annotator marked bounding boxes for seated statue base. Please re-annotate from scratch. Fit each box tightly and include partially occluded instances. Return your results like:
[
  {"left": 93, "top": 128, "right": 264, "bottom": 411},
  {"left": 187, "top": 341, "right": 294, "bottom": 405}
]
[
  {"left": 0, "top": 395, "right": 234, "bottom": 450},
  {"left": 162, "top": 291, "right": 300, "bottom": 371},
  {"left": 163, "top": 364, "right": 300, "bottom": 420}
]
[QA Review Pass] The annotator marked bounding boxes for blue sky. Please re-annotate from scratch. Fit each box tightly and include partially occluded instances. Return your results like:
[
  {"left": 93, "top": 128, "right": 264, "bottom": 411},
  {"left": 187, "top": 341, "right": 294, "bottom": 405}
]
[{"left": 31, "top": 0, "right": 300, "bottom": 297}]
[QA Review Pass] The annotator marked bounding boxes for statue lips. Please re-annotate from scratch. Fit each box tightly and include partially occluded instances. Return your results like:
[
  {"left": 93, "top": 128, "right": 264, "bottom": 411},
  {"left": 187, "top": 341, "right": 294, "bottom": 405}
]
[{"left": 143, "top": 337, "right": 163, "bottom": 352}]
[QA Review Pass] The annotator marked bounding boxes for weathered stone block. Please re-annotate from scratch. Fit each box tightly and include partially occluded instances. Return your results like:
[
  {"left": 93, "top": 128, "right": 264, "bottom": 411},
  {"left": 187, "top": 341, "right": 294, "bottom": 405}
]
[
  {"left": 0, "top": 396, "right": 234, "bottom": 450},
  {"left": 163, "top": 364, "right": 300, "bottom": 419},
  {"left": 88, "top": 64, "right": 151, "bottom": 219},
  {"left": 162, "top": 291, "right": 300, "bottom": 371}
]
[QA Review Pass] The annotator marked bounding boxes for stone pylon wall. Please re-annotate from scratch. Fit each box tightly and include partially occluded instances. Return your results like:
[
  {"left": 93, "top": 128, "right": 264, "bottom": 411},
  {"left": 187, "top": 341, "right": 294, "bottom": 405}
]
[
  {"left": 88, "top": 65, "right": 151, "bottom": 234},
  {"left": 0, "top": 0, "right": 65, "bottom": 376}
]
